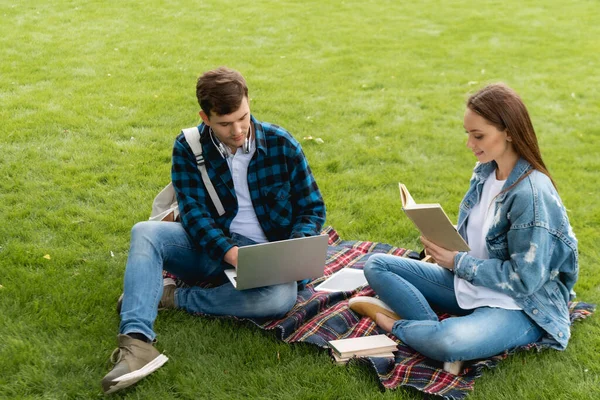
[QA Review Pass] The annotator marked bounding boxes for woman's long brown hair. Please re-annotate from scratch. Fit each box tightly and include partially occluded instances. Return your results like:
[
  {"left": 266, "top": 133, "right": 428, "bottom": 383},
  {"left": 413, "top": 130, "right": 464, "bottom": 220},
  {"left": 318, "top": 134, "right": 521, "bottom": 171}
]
[{"left": 467, "top": 83, "right": 557, "bottom": 190}]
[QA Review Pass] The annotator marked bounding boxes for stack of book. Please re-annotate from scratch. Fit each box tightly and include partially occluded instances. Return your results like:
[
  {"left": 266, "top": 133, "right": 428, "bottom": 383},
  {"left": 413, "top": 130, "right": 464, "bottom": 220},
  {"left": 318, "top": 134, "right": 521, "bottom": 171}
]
[{"left": 328, "top": 334, "right": 398, "bottom": 365}]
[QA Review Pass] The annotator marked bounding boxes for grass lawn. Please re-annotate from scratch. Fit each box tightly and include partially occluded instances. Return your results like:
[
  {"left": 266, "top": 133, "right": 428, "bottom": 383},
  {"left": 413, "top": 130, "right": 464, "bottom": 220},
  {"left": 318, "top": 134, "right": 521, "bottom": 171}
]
[{"left": 1, "top": 0, "right": 599, "bottom": 398}]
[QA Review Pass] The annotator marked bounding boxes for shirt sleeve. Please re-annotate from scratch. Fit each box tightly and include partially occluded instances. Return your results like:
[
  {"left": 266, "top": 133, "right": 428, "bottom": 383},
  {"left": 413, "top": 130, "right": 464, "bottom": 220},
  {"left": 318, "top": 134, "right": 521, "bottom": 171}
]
[
  {"left": 287, "top": 144, "right": 326, "bottom": 238},
  {"left": 171, "top": 137, "right": 235, "bottom": 262}
]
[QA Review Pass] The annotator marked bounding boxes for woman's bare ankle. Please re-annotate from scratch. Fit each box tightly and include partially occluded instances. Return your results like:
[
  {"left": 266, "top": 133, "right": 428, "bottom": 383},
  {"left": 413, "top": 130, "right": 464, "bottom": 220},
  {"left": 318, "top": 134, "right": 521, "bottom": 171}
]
[{"left": 375, "top": 313, "right": 395, "bottom": 332}]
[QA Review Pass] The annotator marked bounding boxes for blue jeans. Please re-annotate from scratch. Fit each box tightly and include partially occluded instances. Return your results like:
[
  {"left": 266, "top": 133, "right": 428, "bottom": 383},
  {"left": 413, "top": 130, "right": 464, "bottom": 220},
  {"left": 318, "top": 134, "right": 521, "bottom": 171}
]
[
  {"left": 119, "top": 221, "right": 297, "bottom": 341},
  {"left": 364, "top": 254, "right": 543, "bottom": 363}
]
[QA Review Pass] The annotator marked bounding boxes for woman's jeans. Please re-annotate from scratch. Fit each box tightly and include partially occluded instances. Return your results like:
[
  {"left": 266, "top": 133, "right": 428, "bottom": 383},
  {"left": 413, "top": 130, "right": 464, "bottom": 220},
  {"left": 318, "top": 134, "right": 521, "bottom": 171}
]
[
  {"left": 119, "top": 221, "right": 297, "bottom": 341},
  {"left": 364, "top": 254, "right": 544, "bottom": 363}
]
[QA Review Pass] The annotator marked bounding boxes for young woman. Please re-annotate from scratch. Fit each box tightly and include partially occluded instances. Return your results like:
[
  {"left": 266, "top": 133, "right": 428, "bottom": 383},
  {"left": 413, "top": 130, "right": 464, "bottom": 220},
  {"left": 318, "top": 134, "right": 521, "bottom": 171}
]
[{"left": 349, "top": 83, "right": 579, "bottom": 374}]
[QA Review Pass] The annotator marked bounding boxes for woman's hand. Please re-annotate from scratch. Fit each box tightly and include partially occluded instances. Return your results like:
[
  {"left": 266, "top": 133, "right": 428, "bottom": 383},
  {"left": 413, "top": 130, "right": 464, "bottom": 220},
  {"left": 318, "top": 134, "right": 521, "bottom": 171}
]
[{"left": 420, "top": 236, "right": 458, "bottom": 270}]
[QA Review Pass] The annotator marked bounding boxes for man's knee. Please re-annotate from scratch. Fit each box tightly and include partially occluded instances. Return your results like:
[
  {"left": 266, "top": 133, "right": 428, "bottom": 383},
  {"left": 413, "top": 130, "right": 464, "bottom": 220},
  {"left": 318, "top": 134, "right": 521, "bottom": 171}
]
[
  {"left": 261, "top": 283, "right": 297, "bottom": 318},
  {"left": 130, "top": 221, "right": 184, "bottom": 248},
  {"left": 131, "top": 221, "right": 157, "bottom": 242}
]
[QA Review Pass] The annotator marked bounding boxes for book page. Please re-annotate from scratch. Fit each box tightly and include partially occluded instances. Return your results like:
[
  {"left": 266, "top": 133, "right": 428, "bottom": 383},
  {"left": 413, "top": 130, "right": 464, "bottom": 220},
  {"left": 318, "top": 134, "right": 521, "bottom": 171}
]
[
  {"left": 404, "top": 206, "right": 470, "bottom": 251},
  {"left": 332, "top": 351, "right": 395, "bottom": 364},
  {"left": 398, "top": 183, "right": 416, "bottom": 207}
]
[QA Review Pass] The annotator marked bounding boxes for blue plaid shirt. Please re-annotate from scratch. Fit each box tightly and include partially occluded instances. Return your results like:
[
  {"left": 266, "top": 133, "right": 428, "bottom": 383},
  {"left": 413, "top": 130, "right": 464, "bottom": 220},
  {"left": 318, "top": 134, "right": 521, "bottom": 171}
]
[{"left": 172, "top": 116, "right": 326, "bottom": 262}]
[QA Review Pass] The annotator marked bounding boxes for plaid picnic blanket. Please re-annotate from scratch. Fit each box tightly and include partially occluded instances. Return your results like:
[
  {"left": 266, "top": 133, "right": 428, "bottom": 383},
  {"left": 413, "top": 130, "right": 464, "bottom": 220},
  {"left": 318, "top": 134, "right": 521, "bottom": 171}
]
[{"left": 174, "top": 226, "right": 596, "bottom": 399}]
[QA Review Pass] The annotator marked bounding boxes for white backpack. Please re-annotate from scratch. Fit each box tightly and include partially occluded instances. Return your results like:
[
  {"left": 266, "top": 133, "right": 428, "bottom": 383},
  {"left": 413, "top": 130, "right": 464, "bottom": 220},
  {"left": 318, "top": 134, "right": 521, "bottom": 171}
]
[{"left": 149, "top": 127, "right": 225, "bottom": 222}]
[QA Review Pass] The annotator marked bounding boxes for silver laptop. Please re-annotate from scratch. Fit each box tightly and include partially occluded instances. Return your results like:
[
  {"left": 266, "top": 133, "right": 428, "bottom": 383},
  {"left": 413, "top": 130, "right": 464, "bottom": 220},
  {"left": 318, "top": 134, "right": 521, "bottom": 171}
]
[{"left": 224, "top": 234, "right": 329, "bottom": 290}]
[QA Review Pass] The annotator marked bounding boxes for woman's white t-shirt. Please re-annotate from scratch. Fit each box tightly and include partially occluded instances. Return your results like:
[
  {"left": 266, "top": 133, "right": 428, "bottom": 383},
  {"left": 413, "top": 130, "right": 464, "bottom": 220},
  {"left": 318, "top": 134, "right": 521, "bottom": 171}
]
[{"left": 454, "top": 171, "right": 522, "bottom": 310}]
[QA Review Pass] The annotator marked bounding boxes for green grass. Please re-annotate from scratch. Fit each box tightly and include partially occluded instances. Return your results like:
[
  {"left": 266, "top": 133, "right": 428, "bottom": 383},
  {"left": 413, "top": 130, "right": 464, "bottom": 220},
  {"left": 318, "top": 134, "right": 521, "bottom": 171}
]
[{"left": 1, "top": 0, "right": 599, "bottom": 398}]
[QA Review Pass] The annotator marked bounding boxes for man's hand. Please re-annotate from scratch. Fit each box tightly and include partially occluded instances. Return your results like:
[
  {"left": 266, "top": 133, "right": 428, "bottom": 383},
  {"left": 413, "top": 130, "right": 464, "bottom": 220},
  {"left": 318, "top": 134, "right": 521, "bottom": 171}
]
[
  {"left": 420, "top": 236, "right": 458, "bottom": 270},
  {"left": 223, "top": 246, "right": 239, "bottom": 269}
]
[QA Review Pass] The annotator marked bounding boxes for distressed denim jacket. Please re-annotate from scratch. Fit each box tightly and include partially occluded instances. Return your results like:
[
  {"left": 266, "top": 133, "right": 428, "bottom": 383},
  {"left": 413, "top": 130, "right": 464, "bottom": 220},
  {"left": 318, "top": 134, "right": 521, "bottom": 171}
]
[{"left": 453, "top": 158, "right": 578, "bottom": 350}]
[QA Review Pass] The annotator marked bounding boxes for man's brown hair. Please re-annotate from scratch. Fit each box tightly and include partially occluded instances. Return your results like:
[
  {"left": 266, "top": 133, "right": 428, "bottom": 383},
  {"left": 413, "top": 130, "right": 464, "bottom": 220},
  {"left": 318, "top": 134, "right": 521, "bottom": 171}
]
[{"left": 196, "top": 67, "right": 248, "bottom": 117}]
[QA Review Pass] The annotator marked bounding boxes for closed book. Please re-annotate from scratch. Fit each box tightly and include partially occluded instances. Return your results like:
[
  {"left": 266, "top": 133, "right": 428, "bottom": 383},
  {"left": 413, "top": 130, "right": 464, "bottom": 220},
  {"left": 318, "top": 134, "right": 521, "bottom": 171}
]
[
  {"left": 332, "top": 351, "right": 395, "bottom": 365},
  {"left": 328, "top": 335, "right": 398, "bottom": 359},
  {"left": 399, "top": 183, "right": 470, "bottom": 252}
]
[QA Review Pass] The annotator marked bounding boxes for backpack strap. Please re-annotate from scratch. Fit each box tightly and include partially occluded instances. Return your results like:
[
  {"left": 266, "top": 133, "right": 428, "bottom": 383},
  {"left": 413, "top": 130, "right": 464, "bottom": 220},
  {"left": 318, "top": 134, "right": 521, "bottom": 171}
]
[{"left": 182, "top": 127, "right": 226, "bottom": 216}]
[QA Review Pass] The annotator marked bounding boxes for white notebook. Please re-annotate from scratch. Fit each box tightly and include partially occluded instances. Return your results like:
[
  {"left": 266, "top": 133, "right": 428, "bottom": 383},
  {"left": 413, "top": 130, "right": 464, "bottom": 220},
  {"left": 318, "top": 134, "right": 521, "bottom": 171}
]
[{"left": 314, "top": 268, "right": 368, "bottom": 292}]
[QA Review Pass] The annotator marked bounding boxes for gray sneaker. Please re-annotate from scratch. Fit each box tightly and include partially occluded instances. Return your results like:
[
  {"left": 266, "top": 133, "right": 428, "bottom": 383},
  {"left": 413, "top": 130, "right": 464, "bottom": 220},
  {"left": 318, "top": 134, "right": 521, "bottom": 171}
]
[
  {"left": 116, "top": 278, "right": 177, "bottom": 314},
  {"left": 158, "top": 278, "right": 177, "bottom": 310},
  {"left": 101, "top": 334, "right": 168, "bottom": 394}
]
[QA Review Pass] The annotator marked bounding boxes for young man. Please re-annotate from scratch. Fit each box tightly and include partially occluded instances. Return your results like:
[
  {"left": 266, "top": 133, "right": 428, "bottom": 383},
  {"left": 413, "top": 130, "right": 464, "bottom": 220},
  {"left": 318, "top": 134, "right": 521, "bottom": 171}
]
[{"left": 101, "top": 67, "right": 326, "bottom": 394}]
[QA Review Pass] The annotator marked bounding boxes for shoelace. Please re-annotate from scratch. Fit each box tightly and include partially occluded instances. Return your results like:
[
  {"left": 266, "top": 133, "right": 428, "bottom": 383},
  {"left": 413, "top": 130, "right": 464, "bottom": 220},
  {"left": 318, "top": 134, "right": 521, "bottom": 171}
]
[{"left": 109, "top": 348, "right": 122, "bottom": 365}]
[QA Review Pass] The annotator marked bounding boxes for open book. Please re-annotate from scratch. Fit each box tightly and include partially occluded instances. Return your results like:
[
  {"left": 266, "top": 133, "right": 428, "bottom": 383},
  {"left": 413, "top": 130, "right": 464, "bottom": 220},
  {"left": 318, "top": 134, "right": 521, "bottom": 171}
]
[{"left": 399, "top": 183, "right": 470, "bottom": 252}]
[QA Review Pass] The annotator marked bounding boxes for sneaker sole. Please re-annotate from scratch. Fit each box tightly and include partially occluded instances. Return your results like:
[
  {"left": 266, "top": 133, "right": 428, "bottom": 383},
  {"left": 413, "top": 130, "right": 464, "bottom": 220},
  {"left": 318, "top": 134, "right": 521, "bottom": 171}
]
[{"left": 104, "top": 354, "right": 169, "bottom": 394}]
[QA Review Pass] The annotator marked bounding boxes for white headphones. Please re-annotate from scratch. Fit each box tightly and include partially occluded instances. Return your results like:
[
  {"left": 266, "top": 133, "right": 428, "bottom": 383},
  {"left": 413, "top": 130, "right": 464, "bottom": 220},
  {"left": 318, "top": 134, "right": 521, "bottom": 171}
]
[{"left": 209, "top": 125, "right": 251, "bottom": 159}]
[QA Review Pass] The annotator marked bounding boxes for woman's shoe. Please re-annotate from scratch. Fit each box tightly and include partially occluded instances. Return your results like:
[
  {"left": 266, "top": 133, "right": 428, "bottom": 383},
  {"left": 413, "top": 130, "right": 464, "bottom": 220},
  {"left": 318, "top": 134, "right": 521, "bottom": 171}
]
[{"left": 348, "top": 296, "right": 401, "bottom": 321}]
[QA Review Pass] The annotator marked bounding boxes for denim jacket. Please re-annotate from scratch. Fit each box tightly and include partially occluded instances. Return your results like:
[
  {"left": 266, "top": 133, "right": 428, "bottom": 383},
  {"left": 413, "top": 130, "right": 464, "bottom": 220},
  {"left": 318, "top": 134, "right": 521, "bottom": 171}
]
[{"left": 453, "top": 158, "right": 578, "bottom": 350}]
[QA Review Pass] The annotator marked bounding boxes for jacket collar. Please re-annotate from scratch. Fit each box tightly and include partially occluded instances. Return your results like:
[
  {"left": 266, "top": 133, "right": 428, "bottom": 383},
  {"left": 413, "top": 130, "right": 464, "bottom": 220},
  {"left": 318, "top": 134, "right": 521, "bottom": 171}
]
[{"left": 472, "top": 158, "right": 533, "bottom": 201}]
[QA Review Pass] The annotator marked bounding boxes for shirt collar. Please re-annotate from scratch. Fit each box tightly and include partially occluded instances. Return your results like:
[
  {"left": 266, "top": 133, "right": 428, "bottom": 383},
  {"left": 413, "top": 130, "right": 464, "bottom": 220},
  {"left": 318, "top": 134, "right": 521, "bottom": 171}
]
[
  {"left": 198, "top": 115, "right": 264, "bottom": 155},
  {"left": 251, "top": 115, "right": 267, "bottom": 154}
]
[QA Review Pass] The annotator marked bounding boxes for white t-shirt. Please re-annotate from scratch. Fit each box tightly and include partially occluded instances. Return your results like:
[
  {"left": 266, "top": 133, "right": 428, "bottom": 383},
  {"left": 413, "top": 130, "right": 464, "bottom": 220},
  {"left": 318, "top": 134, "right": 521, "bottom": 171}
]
[
  {"left": 454, "top": 171, "right": 522, "bottom": 310},
  {"left": 225, "top": 142, "right": 268, "bottom": 244}
]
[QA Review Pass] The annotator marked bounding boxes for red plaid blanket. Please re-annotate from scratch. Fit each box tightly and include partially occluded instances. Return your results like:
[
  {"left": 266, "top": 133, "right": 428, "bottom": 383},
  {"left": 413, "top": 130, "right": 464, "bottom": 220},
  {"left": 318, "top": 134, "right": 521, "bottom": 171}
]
[{"left": 174, "top": 226, "right": 596, "bottom": 399}]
